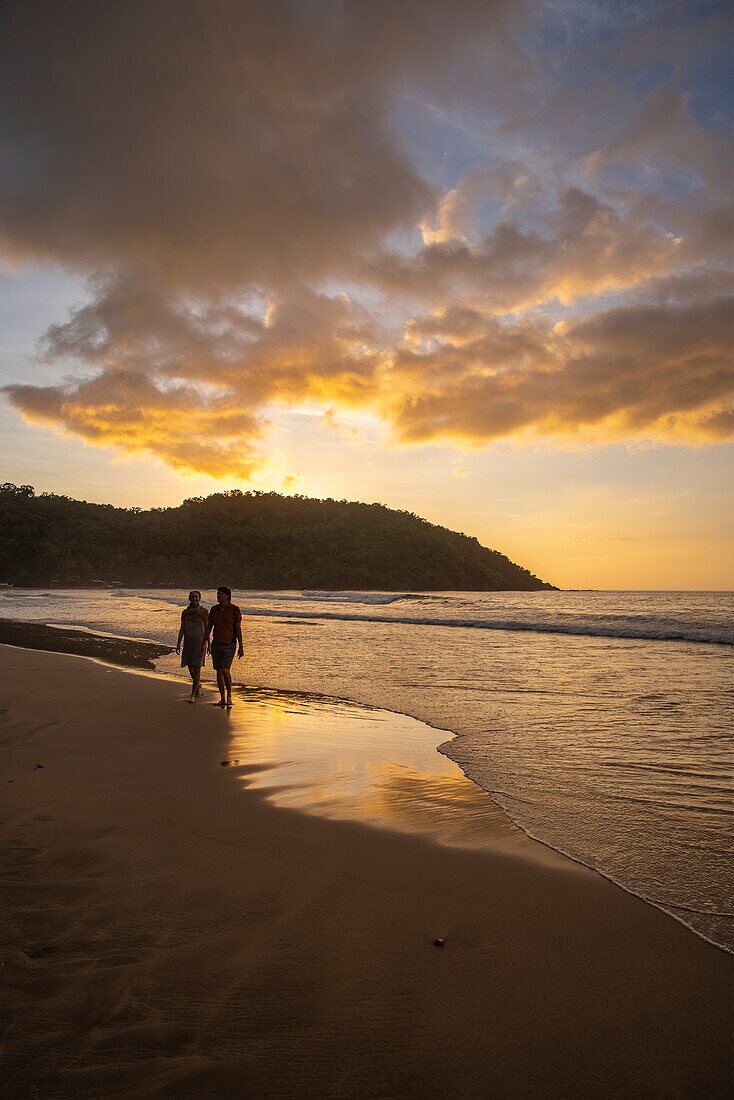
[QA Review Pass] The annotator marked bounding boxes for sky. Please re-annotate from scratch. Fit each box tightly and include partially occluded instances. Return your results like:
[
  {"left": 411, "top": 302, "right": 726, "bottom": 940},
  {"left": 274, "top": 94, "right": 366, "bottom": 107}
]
[{"left": 0, "top": 0, "right": 732, "bottom": 589}]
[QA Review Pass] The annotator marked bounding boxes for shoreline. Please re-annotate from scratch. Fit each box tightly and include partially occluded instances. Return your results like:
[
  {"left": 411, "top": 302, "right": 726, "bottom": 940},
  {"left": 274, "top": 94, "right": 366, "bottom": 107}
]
[
  {"left": 4, "top": 616, "right": 732, "bottom": 955},
  {"left": 0, "top": 620, "right": 581, "bottom": 867},
  {"left": 2, "top": 643, "right": 733, "bottom": 1096}
]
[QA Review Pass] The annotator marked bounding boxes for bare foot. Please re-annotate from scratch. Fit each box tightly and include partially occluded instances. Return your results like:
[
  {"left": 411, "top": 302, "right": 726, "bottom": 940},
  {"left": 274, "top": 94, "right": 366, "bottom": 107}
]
[{"left": 213, "top": 700, "right": 227, "bottom": 707}]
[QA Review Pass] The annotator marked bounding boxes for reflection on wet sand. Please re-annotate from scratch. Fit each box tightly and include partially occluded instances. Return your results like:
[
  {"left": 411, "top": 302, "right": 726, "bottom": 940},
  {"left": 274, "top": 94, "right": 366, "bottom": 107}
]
[{"left": 224, "top": 687, "right": 570, "bottom": 867}]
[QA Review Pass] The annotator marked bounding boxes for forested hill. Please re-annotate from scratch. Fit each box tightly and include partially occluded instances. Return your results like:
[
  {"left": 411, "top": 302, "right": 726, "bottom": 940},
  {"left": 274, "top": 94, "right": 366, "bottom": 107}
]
[{"left": 0, "top": 484, "right": 556, "bottom": 591}]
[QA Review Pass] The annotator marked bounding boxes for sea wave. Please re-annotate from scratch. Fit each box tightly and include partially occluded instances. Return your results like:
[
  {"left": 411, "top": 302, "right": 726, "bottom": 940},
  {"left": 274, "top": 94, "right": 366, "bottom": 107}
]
[
  {"left": 106, "top": 589, "right": 734, "bottom": 645},
  {"left": 300, "top": 590, "right": 430, "bottom": 604},
  {"left": 112, "top": 589, "right": 433, "bottom": 606},
  {"left": 241, "top": 607, "right": 734, "bottom": 646},
  {"left": 1, "top": 591, "right": 56, "bottom": 599}
]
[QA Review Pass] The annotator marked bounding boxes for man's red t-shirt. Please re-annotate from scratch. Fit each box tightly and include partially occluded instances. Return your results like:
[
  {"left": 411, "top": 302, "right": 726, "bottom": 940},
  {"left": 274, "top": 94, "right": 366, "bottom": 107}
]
[{"left": 208, "top": 602, "right": 242, "bottom": 644}]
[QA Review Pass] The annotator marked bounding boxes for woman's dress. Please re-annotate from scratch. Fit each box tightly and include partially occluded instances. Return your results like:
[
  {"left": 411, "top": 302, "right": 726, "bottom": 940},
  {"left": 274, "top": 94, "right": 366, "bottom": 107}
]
[{"left": 181, "top": 607, "right": 208, "bottom": 668}]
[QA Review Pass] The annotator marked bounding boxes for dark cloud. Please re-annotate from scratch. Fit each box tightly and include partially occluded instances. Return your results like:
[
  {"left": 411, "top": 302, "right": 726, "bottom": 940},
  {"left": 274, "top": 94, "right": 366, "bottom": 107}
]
[{"left": 0, "top": 0, "right": 520, "bottom": 289}]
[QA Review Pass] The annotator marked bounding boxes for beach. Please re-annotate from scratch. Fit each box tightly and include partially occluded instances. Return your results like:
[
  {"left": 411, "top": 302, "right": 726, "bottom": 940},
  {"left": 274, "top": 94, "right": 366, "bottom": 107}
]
[
  {"left": 2, "top": 642, "right": 732, "bottom": 1098},
  {"left": 6, "top": 587, "right": 732, "bottom": 953}
]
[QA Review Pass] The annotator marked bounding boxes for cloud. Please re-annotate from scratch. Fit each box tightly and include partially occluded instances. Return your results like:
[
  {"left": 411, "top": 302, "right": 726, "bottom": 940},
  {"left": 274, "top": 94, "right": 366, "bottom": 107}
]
[
  {"left": 39, "top": 273, "right": 383, "bottom": 400},
  {"left": 583, "top": 80, "right": 731, "bottom": 191},
  {"left": 15, "top": 278, "right": 731, "bottom": 473},
  {"left": 420, "top": 168, "right": 493, "bottom": 244},
  {"left": 6, "top": 239, "right": 733, "bottom": 475},
  {"left": 0, "top": 0, "right": 524, "bottom": 290},
  {"left": 385, "top": 293, "right": 734, "bottom": 446},
  {"left": 5, "top": 370, "right": 263, "bottom": 478},
  {"left": 5, "top": 279, "right": 388, "bottom": 476},
  {"left": 1, "top": 0, "right": 732, "bottom": 476},
  {"left": 370, "top": 187, "right": 683, "bottom": 310}
]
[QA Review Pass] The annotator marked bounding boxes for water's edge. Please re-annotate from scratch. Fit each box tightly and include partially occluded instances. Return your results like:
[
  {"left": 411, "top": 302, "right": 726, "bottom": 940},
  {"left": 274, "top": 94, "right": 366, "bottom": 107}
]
[
  {"left": 1, "top": 617, "right": 730, "bottom": 957},
  {"left": 434, "top": 740, "right": 734, "bottom": 958}
]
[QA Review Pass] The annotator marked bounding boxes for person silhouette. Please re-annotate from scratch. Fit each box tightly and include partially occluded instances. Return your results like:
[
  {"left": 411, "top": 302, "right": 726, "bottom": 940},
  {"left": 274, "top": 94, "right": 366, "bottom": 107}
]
[
  {"left": 205, "top": 586, "right": 243, "bottom": 707},
  {"left": 175, "top": 590, "right": 208, "bottom": 702}
]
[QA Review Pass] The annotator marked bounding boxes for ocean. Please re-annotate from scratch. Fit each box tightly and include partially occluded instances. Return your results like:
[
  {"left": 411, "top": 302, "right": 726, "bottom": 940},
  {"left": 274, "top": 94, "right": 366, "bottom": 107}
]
[{"left": 2, "top": 587, "right": 732, "bottom": 953}]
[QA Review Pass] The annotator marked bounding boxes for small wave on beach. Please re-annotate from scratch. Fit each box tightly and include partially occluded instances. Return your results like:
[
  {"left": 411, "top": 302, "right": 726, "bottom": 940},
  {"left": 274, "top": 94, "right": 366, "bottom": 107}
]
[{"left": 301, "top": 590, "right": 432, "bottom": 604}]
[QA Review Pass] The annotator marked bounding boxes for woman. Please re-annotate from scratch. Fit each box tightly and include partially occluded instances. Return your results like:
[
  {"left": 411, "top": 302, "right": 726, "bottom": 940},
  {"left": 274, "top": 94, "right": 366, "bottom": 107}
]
[{"left": 176, "top": 590, "right": 209, "bottom": 702}]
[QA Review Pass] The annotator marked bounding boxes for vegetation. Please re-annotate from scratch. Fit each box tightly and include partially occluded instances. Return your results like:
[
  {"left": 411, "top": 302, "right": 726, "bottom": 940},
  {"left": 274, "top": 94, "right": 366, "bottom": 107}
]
[{"left": 0, "top": 483, "right": 555, "bottom": 590}]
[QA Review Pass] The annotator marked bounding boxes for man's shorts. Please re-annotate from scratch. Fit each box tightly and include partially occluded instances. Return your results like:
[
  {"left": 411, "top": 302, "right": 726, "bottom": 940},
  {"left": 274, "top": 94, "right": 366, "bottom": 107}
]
[{"left": 210, "top": 642, "right": 236, "bottom": 670}]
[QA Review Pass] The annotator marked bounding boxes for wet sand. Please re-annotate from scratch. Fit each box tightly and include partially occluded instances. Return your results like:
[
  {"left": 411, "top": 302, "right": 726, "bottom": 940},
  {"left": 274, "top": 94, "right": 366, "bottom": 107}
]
[
  {"left": 0, "top": 617, "right": 171, "bottom": 668},
  {"left": 1, "top": 644, "right": 732, "bottom": 1098}
]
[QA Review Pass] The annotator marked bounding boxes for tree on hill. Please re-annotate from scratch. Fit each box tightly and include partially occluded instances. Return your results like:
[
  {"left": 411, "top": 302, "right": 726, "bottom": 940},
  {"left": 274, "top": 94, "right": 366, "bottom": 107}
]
[{"left": 0, "top": 484, "right": 556, "bottom": 590}]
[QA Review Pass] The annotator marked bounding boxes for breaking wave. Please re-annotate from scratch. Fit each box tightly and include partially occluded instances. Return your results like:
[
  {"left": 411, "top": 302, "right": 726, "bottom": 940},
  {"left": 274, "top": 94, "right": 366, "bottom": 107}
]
[
  {"left": 241, "top": 607, "right": 734, "bottom": 646},
  {"left": 112, "top": 589, "right": 434, "bottom": 607}
]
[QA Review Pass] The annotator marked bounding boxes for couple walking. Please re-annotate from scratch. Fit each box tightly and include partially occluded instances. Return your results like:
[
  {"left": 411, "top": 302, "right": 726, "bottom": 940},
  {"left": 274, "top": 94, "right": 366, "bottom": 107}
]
[{"left": 176, "top": 586, "right": 244, "bottom": 706}]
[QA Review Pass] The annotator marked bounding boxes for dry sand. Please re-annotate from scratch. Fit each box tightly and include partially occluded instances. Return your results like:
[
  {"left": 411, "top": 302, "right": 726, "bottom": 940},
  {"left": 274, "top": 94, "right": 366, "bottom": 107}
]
[{"left": 1, "top": 644, "right": 732, "bottom": 1098}]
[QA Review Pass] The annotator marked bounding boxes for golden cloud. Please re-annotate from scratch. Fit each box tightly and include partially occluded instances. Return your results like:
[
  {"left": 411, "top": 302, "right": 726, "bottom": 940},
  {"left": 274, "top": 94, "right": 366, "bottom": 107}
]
[
  {"left": 6, "top": 371, "right": 263, "bottom": 478},
  {"left": 384, "top": 294, "right": 734, "bottom": 446},
  {"left": 6, "top": 285, "right": 733, "bottom": 478}
]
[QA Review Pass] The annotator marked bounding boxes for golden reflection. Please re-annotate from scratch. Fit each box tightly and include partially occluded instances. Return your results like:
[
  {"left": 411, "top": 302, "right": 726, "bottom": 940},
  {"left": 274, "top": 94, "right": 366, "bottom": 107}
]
[{"left": 225, "top": 687, "right": 557, "bottom": 862}]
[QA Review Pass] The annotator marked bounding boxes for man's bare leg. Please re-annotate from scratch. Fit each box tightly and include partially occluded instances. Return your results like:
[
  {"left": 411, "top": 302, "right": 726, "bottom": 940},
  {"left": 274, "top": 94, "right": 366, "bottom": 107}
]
[
  {"left": 215, "top": 669, "right": 227, "bottom": 705},
  {"left": 223, "top": 669, "right": 233, "bottom": 706}
]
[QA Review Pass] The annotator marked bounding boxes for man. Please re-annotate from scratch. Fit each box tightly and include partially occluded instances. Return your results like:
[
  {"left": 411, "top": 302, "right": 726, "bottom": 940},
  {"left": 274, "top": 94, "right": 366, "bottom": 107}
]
[{"left": 205, "top": 586, "right": 244, "bottom": 707}]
